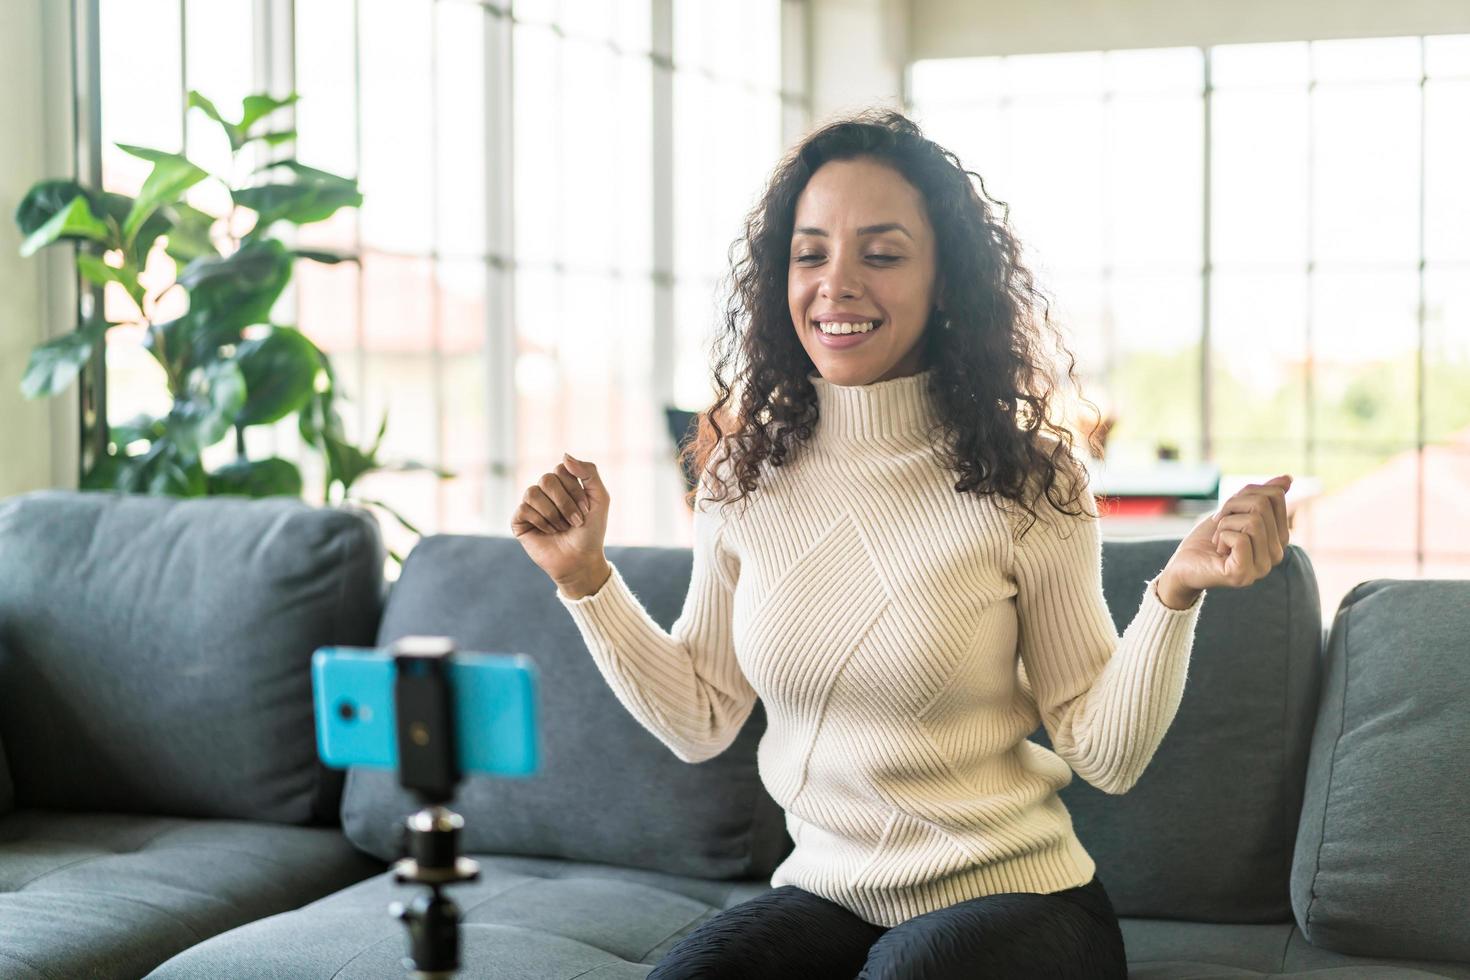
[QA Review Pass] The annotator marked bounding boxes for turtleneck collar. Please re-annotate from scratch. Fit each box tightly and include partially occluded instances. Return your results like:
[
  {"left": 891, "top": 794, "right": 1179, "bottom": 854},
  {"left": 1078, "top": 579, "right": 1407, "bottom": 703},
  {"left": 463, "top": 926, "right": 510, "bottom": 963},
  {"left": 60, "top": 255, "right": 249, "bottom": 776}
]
[{"left": 806, "top": 367, "right": 941, "bottom": 444}]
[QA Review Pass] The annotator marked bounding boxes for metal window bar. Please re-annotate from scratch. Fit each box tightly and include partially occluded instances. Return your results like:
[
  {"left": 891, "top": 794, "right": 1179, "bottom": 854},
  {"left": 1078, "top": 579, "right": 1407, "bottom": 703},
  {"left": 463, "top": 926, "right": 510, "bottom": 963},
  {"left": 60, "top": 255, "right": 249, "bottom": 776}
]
[{"left": 75, "top": 0, "right": 106, "bottom": 475}]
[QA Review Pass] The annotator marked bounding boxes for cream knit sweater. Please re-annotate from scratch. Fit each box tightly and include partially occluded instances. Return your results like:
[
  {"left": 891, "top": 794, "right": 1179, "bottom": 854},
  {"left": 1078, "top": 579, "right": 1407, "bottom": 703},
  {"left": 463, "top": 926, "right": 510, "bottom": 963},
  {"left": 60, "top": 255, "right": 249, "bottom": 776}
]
[{"left": 556, "top": 367, "right": 1206, "bottom": 927}]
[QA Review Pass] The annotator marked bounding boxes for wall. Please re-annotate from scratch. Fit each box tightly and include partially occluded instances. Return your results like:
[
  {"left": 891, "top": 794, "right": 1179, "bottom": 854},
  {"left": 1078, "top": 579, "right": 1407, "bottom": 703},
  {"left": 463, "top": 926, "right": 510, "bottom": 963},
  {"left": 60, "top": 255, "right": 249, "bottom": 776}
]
[
  {"left": 0, "top": 0, "right": 78, "bottom": 497},
  {"left": 808, "top": 0, "right": 910, "bottom": 124},
  {"left": 912, "top": 0, "right": 1470, "bottom": 58}
]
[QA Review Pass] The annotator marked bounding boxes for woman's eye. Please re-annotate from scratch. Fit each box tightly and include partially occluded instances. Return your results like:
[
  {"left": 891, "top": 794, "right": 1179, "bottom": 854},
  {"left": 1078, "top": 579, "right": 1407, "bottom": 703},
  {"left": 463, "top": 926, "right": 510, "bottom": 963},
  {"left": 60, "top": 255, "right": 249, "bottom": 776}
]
[{"left": 793, "top": 254, "right": 900, "bottom": 263}]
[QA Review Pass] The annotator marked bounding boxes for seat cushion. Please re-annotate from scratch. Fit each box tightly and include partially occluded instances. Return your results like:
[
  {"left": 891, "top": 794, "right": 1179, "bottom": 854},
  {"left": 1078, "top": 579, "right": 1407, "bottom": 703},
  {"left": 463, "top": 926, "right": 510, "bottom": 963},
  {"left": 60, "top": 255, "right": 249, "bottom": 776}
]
[
  {"left": 1120, "top": 917, "right": 1470, "bottom": 979},
  {"left": 0, "top": 490, "right": 385, "bottom": 824},
  {"left": 0, "top": 809, "right": 384, "bottom": 980},
  {"left": 340, "top": 534, "right": 791, "bottom": 880},
  {"left": 1038, "top": 539, "right": 1323, "bottom": 924},
  {"left": 148, "top": 853, "right": 774, "bottom": 978},
  {"left": 147, "top": 855, "right": 1470, "bottom": 979},
  {"left": 1291, "top": 579, "right": 1470, "bottom": 962}
]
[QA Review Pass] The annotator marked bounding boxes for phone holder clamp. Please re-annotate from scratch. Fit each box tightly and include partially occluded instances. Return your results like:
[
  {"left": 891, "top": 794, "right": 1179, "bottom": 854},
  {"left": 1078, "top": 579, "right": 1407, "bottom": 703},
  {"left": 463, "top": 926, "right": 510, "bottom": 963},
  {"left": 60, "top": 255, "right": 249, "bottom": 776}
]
[{"left": 385, "top": 636, "right": 481, "bottom": 979}]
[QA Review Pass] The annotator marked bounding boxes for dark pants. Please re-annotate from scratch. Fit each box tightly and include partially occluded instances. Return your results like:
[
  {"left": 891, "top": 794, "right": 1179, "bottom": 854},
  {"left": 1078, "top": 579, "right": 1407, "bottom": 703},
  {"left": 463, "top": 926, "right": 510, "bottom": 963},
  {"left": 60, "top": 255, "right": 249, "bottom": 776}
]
[{"left": 646, "top": 874, "right": 1128, "bottom": 980}]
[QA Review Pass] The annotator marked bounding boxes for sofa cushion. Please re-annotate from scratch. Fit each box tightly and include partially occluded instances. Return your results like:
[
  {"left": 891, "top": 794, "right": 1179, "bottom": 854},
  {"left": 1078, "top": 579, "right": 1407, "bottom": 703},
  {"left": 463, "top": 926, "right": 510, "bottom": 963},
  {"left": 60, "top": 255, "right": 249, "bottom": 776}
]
[
  {"left": 0, "top": 490, "right": 385, "bottom": 824},
  {"left": 340, "top": 534, "right": 791, "bottom": 880},
  {"left": 0, "top": 809, "right": 383, "bottom": 980},
  {"left": 1291, "top": 578, "right": 1470, "bottom": 962},
  {"left": 1120, "top": 918, "right": 1470, "bottom": 979},
  {"left": 1035, "top": 539, "right": 1323, "bottom": 924},
  {"left": 148, "top": 853, "right": 778, "bottom": 979},
  {"left": 147, "top": 856, "right": 1470, "bottom": 979}
]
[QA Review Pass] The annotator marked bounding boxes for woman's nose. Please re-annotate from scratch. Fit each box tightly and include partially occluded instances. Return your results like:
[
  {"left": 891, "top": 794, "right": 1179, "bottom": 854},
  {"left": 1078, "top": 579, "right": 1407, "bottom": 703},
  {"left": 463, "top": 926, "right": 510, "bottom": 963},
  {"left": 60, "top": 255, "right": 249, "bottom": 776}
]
[{"left": 819, "top": 251, "right": 864, "bottom": 299}]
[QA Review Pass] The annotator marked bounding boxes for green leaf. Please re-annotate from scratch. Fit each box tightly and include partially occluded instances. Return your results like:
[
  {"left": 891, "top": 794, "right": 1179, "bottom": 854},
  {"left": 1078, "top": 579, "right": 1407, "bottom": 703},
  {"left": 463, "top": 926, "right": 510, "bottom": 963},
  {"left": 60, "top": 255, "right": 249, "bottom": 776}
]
[
  {"left": 119, "top": 147, "right": 209, "bottom": 245},
  {"left": 232, "top": 180, "right": 362, "bottom": 233},
  {"left": 109, "top": 412, "right": 165, "bottom": 449},
  {"left": 249, "top": 129, "right": 298, "bottom": 148},
  {"left": 19, "top": 194, "right": 109, "bottom": 257},
  {"left": 16, "top": 180, "right": 99, "bottom": 237},
  {"left": 166, "top": 359, "right": 247, "bottom": 457},
  {"left": 102, "top": 439, "right": 202, "bottom": 496},
  {"left": 160, "top": 201, "right": 218, "bottom": 265},
  {"left": 179, "top": 238, "right": 293, "bottom": 332},
  {"left": 249, "top": 159, "right": 343, "bottom": 182},
  {"left": 234, "top": 159, "right": 361, "bottom": 235},
  {"left": 80, "top": 449, "right": 126, "bottom": 490},
  {"left": 144, "top": 313, "right": 220, "bottom": 379},
  {"left": 238, "top": 93, "right": 299, "bottom": 133},
  {"left": 353, "top": 496, "right": 424, "bottom": 536},
  {"left": 188, "top": 91, "right": 300, "bottom": 152},
  {"left": 20, "top": 317, "right": 110, "bottom": 398},
  {"left": 75, "top": 252, "right": 146, "bottom": 311},
  {"left": 146, "top": 451, "right": 207, "bottom": 496},
  {"left": 206, "top": 457, "right": 303, "bottom": 497},
  {"left": 187, "top": 90, "right": 246, "bottom": 152},
  {"left": 186, "top": 91, "right": 227, "bottom": 127},
  {"left": 115, "top": 143, "right": 183, "bottom": 164},
  {"left": 234, "top": 326, "right": 318, "bottom": 425},
  {"left": 291, "top": 248, "right": 355, "bottom": 265},
  {"left": 327, "top": 435, "right": 378, "bottom": 494},
  {"left": 75, "top": 252, "right": 126, "bottom": 288},
  {"left": 89, "top": 190, "right": 170, "bottom": 267},
  {"left": 383, "top": 459, "right": 456, "bottom": 480}
]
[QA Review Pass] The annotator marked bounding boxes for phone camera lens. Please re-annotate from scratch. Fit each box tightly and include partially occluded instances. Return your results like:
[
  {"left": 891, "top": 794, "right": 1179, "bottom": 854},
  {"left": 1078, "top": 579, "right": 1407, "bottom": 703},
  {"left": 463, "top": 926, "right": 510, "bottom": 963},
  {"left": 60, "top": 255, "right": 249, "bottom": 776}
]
[{"left": 337, "top": 700, "right": 357, "bottom": 722}]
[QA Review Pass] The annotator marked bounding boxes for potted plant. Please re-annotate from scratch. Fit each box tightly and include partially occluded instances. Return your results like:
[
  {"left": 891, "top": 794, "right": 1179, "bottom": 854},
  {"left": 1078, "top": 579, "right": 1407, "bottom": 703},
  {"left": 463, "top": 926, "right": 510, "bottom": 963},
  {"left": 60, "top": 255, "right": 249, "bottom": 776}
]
[{"left": 13, "top": 89, "right": 447, "bottom": 561}]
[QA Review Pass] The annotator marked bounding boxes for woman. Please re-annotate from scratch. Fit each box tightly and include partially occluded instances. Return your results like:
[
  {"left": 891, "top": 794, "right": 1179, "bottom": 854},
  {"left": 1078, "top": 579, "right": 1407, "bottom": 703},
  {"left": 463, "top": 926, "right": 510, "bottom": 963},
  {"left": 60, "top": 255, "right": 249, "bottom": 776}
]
[{"left": 510, "top": 108, "right": 1291, "bottom": 979}]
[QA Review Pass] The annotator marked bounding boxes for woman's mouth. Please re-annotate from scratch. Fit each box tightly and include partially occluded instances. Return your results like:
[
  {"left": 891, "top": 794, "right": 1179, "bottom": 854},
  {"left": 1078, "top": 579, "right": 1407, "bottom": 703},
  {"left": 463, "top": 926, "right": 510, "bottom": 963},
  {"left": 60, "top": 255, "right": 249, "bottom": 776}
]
[{"left": 814, "top": 319, "right": 883, "bottom": 349}]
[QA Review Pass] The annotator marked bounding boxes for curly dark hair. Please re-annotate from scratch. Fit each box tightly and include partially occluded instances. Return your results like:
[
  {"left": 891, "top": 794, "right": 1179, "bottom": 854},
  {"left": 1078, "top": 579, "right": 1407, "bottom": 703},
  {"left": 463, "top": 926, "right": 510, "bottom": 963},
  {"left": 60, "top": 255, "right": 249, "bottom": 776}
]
[{"left": 677, "top": 107, "right": 1106, "bottom": 541}]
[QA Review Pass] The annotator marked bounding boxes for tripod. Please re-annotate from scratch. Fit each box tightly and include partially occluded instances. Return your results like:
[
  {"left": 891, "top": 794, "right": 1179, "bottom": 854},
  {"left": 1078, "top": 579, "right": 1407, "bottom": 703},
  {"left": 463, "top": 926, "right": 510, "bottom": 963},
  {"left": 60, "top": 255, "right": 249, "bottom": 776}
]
[{"left": 386, "top": 636, "right": 481, "bottom": 979}]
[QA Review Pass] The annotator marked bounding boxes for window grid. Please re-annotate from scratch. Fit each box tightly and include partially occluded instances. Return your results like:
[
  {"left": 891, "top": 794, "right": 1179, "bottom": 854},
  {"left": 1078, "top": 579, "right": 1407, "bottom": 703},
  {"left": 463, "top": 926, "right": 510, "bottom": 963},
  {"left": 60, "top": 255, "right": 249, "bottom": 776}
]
[{"left": 908, "top": 37, "right": 1470, "bottom": 580}]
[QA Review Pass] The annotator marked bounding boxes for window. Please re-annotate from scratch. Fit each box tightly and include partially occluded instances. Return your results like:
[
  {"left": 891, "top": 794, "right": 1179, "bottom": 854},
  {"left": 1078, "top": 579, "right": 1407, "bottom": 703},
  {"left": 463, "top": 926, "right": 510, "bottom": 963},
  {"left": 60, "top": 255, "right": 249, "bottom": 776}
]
[
  {"left": 910, "top": 36, "right": 1470, "bottom": 620},
  {"left": 91, "top": 0, "right": 801, "bottom": 564}
]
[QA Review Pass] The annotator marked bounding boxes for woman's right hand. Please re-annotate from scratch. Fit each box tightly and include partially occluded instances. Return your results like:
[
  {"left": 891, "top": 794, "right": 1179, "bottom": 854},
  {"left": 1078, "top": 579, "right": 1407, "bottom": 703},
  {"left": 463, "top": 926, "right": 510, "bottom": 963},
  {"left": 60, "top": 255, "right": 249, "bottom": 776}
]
[{"left": 510, "top": 453, "right": 610, "bottom": 592}]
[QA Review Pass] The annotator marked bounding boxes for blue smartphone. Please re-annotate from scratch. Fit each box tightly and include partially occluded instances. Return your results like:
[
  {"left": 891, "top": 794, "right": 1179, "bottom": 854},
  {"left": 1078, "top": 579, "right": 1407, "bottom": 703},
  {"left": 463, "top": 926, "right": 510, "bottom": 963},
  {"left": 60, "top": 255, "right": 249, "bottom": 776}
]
[{"left": 312, "top": 646, "right": 539, "bottom": 777}]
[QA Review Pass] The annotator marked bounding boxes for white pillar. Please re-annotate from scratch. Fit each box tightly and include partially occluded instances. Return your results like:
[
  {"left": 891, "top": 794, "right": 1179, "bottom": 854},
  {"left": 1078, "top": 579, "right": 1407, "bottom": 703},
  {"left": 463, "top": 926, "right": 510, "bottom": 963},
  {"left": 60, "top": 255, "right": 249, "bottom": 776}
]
[
  {"left": 808, "top": 0, "right": 911, "bottom": 126},
  {"left": 0, "top": 0, "right": 79, "bottom": 496}
]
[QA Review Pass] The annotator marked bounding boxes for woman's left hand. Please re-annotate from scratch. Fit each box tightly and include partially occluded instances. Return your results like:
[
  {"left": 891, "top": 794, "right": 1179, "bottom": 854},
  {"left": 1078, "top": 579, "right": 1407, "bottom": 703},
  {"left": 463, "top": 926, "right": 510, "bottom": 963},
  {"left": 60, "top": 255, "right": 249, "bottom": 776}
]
[{"left": 1158, "top": 474, "right": 1293, "bottom": 605}]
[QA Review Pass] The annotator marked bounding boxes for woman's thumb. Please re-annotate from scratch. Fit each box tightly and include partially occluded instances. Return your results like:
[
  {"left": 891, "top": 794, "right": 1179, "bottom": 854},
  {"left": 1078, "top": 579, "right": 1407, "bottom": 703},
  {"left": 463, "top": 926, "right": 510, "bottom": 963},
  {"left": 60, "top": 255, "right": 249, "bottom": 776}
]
[{"left": 564, "top": 452, "right": 603, "bottom": 490}]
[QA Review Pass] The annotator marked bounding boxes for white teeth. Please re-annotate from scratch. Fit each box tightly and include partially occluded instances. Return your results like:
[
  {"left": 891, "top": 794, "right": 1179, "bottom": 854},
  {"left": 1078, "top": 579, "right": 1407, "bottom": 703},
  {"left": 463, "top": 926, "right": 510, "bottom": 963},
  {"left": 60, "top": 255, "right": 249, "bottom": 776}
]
[{"left": 817, "top": 320, "right": 880, "bottom": 335}]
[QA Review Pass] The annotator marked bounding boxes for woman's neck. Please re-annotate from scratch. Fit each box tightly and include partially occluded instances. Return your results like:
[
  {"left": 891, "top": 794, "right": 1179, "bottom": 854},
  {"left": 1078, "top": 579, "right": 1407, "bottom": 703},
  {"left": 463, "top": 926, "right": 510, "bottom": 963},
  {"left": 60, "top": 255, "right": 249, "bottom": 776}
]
[{"left": 806, "top": 367, "right": 941, "bottom": 446}]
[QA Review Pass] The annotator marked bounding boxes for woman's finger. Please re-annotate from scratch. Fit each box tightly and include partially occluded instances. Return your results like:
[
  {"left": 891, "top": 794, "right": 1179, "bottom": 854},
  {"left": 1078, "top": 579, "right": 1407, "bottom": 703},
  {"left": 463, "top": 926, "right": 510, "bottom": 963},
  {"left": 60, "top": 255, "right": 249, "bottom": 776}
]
[
  {"left": 1229, "top": 512, "right": 1278, "bottom": 573},
  {"left": 1212, "top": 512, "right": 1283, "bottom": 564},
  {"left": 554, "top": 463, "right": 593, "bottom": 515},
  {"left": 525, "top": 486, "right": 572, "bottom": 532},
  {"left": 539, "top": 472, "right": 585, "bottom": 527},
  {"left": 1216, "top": 488, "right": 1284, "bottom": 557},
  {"left": 1267, "top": 486, "right": 1289, "bottom": 547},
  {"left": 1219, "top": 527, "right": 1258, "bottom": 585},
  {"left": 511, "top": 504, "right": 556, "bottom": 537}
]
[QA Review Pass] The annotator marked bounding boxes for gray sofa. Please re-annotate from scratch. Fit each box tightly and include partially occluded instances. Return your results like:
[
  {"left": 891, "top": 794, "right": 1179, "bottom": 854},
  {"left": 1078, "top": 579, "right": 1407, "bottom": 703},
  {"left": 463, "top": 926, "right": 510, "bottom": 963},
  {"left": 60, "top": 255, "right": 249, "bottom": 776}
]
[{"left": 0, "top": 489, "right": 1465, "bottom": 979}]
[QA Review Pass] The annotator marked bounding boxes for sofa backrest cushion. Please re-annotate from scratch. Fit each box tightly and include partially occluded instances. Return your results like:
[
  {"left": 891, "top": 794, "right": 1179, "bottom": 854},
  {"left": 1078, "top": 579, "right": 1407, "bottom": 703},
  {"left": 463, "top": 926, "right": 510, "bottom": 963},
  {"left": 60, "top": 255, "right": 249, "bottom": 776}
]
[
  {"left": 341, "top": 534, "right": 792, "bottom": 879},
  {"left": 0, "top": 490, "right": 385, "bottom": 824},
  {"left": 1290, "top": 578, "right": 1470, "bottom": 962},
  {"left": 1038, "top": 538, "right": 1323, "bottom": 924}
]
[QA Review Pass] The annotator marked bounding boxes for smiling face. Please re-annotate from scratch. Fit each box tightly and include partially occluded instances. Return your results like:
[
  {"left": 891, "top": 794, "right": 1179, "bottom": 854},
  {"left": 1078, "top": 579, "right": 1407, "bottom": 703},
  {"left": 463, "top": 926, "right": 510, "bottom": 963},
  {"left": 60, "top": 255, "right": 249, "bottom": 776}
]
[{"left": 788, "top": 156, "right": 941, "bottom": 386}]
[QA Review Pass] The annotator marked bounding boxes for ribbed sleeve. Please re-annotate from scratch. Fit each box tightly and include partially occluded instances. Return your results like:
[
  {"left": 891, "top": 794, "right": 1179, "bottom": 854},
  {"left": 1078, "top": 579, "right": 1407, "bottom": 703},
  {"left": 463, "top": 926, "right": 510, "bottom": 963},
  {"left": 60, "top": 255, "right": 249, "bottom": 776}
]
[
  {"left": 555, "top": 488, "right": 757, "bottom": 764},
  {"left": 1011, "top": 481, "right": 1206, "bottom": 795}
]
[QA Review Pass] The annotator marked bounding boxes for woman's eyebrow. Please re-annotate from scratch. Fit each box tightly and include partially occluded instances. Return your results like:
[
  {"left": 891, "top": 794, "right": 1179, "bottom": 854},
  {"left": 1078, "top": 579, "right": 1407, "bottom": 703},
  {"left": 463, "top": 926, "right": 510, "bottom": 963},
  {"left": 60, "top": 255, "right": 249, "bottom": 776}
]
[{"left": 793, "top": 222, "right": 912, "bottom": 240}]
